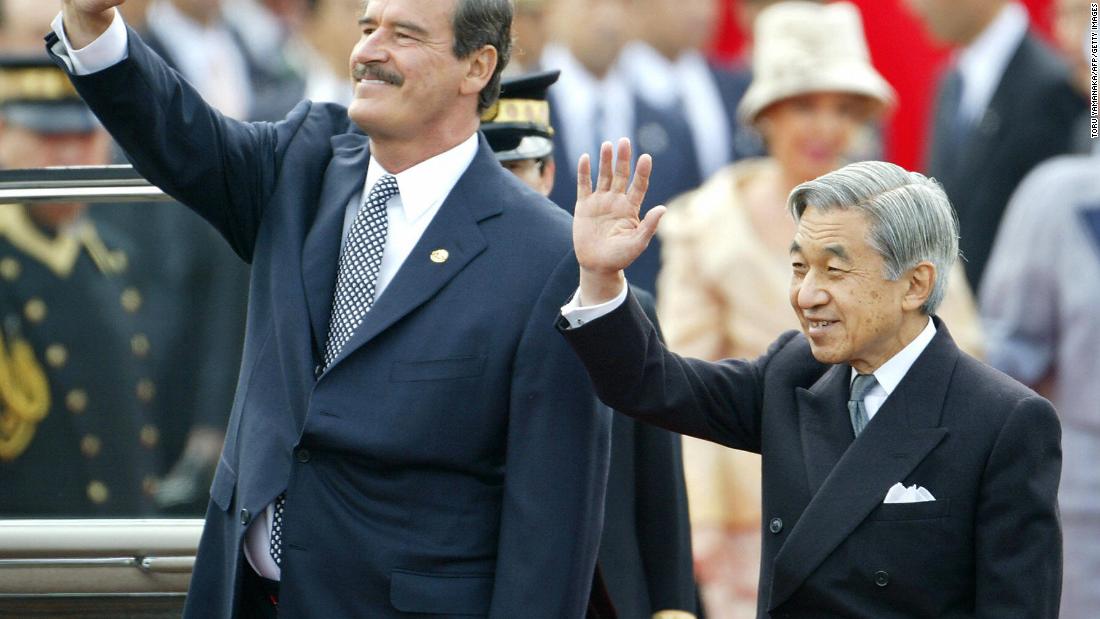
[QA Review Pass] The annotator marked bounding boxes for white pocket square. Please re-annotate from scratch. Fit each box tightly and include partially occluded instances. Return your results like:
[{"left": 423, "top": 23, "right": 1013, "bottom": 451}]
[{"left": 883, "top": 482, "right": 936, "bottom": 504}]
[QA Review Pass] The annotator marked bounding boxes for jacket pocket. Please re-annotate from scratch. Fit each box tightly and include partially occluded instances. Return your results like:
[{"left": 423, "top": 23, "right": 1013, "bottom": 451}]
[
  {"left": 868, "top": 498, "right": 951, "bottom": 521},
  {"left": 389, "top": 355, "right": 487, "bottom": 382},
  {"left": 208, "top": 458, "right": 238, "bottom": 512},
  {"left": 389, "top": 569, "right": 493, "bottom": 615}
]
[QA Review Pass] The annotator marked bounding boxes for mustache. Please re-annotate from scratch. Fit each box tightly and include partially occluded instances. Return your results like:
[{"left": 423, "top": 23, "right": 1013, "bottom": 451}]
[{"left": 352, "top": 62, "right": 404, "bottom": 86}]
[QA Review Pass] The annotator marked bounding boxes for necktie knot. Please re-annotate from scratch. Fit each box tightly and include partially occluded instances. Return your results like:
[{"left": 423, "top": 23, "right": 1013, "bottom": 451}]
[
  {"left": 848, "top": 373, "right": 877, "bottom": 437},
  {"left": 370, "top": 174, "right": 400, "bottom": 205},
  {"left": 849, "top": 373, "right": 878, "bottom": 403}
]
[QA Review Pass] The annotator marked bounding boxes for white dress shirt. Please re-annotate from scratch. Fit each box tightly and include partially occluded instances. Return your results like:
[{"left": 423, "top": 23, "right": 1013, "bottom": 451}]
[
  {"left": 562, "top": 284, "right": 937, "bottom": 421},
  {"left": 540, "top": 44, "right": 635, "bottom": 170},
  {"left": 53, "top": 8, "right": 480, "bottom": 580},
  {"left": 619, "top": 42, "right": 733, "bottom": 179},
  {"left": 853, "top": 318, "right": 936, "bottom": 420},
  {"left": 954, "top": 2, "right": 1028, "bottom": 128}
]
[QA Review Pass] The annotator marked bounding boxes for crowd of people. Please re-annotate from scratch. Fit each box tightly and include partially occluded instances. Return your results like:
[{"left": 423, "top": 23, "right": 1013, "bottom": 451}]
[{"left": 0, "top": 0, "right": 1096, "bottom": 617}]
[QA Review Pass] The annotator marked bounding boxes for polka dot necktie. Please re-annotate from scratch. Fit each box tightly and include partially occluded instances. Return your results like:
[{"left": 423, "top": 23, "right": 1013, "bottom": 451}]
[
  {"left": 268, "top": 175, "right": 399, "bottom": 569},
  {"left": 848, "top": 373, "right": 878, "bottom": 437},
  {"left": 323, "top": 174, "right": 399, "bottom": 367}
]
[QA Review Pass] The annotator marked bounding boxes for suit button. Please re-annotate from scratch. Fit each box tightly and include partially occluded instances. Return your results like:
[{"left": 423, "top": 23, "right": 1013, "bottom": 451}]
[
  {"left": 240, "top": 508, "right": 251, "bottom": 526},
  {"left": 313, "top": 364, "right": 323, "bottom": 379},
  {"left": 296, "top": 449, "right": 311, "bottom": 463},
  {"left": 874, "top": 570, "right": 890, "bottom": 587},
  {"left": 769, "top": 517, "right": 783, "bottom": 534}
]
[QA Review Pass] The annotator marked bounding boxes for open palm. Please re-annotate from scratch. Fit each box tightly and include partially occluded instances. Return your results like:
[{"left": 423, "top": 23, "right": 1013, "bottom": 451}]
[{"left": 573, "top": 138, "right": 664, "bottom": 276}]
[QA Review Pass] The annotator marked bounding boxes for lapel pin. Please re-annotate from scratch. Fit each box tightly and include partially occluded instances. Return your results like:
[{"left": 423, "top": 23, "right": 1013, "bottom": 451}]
[{"left": 430, "top": 249, "right": 449, "bottom": 264}]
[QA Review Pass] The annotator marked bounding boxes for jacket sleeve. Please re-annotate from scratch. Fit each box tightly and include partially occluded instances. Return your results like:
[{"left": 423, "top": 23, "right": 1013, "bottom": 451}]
[
  {"left": 974, "top": 395, "right": 1062, "bottom": 618},
  {"left": 632, "top": 290, "right": 697, "bottom": 614},
  {"left": 559, "top": 288, "right": 793, "bottom": 452},
  {"left": 48, "top": 26, "right": 311, "bottom": 262},
  {"left": 489, "top": 252, "right": 611, "bottom": 618}
]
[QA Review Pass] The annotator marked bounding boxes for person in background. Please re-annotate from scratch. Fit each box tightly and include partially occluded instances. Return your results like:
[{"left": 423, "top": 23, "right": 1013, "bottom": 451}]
[
  {"left": 1, "top": 4, "right": 246, "bottom": 517},
  {"left": 907, "top": 0, "right": 1083, "bottom": 292},
  {"left": 619, "top": 0, "right": 758, "bottom": 180},
  {"left": 1051, "top": 0, "right": 1096, "bottom": 152},
  {"left": 482, "top": 69, "right": 698, "bottom": 619},
  {"left": 655, "top": 4, "right": 985, "bottom": 617},
  {"left": 541, "top": 0, "right": 702, "bottom": 296},
  {"left": 0, "top": 55, "right": 163, "bottom": 516},
  {"left": 507, "top": 0, "right": 550, "bottom": 75},
  {"left": 980, "top": 29, "right": 1100, "bottom": 608}
]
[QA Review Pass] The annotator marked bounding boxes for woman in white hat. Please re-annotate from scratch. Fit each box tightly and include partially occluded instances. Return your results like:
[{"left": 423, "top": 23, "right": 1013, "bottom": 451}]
[{"left": 654, "top": 3, "right": 984, "bottom": 617}]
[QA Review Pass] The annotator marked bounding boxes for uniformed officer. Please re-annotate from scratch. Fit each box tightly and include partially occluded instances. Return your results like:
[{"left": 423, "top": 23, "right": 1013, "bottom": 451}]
[
  {"left": 0, "top": 54, "right": 164, "bottom": 516},
  {"left": 482, "top": 70, "right": 699, "bottom": 619}
]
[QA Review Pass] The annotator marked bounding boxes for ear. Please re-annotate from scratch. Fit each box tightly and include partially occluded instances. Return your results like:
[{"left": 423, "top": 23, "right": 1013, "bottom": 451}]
[
  {"left": 539, "top": 158, "right": 557, "bottom": 196},
  {"left": 901, "top": 261, "right": 935, "bottom": 312},
  {"left": 459, "top": 44, "right": 498, "bottom": 98}
]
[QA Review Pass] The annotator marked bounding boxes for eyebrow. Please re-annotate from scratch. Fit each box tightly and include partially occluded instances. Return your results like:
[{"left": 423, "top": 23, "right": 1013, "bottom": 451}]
[
  {"left": 788, "top": 241, "right": 851, "bottom": 263},
  {"left": 824, "top": 244, "right": 851, "bottom": 262},
  {"left": 357, "top": 16, "right": 430, "bottom": 36}
]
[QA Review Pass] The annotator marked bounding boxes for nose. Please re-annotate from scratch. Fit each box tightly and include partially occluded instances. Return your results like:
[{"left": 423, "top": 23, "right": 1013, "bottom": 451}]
[
  {"left": 796, "top": 271, "right": 830, "bottom": 310},
  {"left": 351, "top": 29, "right": 389, "bottom": 65}
]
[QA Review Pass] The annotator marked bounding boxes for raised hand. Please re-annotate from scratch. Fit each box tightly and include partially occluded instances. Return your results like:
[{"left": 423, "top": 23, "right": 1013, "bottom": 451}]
[
  {"left": 61, "top": 0, "right": 125, "bottom": 48},
  {"left": 574, "top": 138, "right": 664, "bottom": 304}
]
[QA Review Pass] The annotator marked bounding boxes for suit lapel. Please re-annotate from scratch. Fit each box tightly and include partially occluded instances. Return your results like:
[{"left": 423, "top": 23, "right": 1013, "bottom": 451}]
[
  {"left": 768, "top": 321, "right": 959, "bottom": 611},
  {"left": 301, "top": 131, "right": 370, "bottom": 358},
  {"left": 322, "top": 140, "right": 501, "bottom": 371},
  {"left": 796, "top": 364, "right": 855, "bottom": 495}
]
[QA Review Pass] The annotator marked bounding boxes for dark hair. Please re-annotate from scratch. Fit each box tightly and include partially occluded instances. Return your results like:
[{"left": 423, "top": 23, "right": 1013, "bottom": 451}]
[{"left": 451, "top": 0, "right": 513, "bottom": 113}]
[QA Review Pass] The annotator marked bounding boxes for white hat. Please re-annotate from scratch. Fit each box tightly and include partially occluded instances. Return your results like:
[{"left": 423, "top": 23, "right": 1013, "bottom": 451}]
[{"left": 736, "top": 1, "right": 896, "bottom": 124}]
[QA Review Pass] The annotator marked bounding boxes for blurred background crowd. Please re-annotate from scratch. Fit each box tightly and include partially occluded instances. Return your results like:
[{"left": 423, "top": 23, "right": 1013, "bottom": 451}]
[{"left": 0, "top": 0, "right": 1096, "bottom": 617}]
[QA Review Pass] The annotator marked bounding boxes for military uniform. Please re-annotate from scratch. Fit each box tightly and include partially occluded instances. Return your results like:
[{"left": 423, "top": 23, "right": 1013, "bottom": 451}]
[{"left": 0, "top": 203, "right": 165, "bottom": 516}]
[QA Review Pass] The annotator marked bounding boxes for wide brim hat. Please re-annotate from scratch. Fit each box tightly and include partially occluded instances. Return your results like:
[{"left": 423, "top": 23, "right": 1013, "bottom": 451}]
[{"left": 736, "top": 1, "right": 896, "bottom": 124}]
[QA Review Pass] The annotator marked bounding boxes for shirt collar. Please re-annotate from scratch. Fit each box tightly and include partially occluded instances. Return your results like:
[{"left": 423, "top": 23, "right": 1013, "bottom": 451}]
[
  {"left": 365, "top": 132, "right": 479, "bottom": 222},
  {"left": 851, "top": 317, "right": 937, "bottom": 397},
  {"left": 956, "top": 2, "right": 1028, "bottom": 90},
  {"left": 620, "top": 42, "right": 678, "bottom": 108}
]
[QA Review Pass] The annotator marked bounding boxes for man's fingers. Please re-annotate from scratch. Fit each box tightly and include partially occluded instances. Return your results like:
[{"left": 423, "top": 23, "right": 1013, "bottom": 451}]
[
  {"left": 577, "top": 153, "right": 592, "bottom": 201},
  {"left": 610, "top": 138, "right": 632, "bottom": 194},
  {"left": 595, "top": 142, "right": 613, "bottom": 192},
  {"left": 627, "top": 153, "right": 652, "bottom": 208},
  {"left": 636, "top": 205, "right": 666, "bottom": 244}
]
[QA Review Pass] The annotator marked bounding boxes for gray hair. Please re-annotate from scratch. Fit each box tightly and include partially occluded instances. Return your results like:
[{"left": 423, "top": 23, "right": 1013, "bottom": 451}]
[
  {"left": 787, "top": 161, "right": 960, "bottom": 315},
  {"left": 452, "top": 0, "right": 513, "bottom": 113}
]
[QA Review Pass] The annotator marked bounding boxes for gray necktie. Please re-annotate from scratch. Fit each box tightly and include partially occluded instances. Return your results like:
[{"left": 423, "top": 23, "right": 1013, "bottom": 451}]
[{"left": 848, "top": 373, "right": 878, "bottom": 437}]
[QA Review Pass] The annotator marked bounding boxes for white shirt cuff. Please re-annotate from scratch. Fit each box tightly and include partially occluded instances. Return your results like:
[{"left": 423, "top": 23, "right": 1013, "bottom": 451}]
[
  {"left": 560, "top": 281, "right": 629, "bottom": 329},
  {"left": 51, "top": 8, "right": 128, "bottom": 76}
]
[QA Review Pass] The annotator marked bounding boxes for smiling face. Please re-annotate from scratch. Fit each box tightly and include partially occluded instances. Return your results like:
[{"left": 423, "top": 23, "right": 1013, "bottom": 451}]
[
  {"left": 788, "top": 206, "right": 922, "bottom": 374},
  {"left": 758, "top": 92, "right": 869, "bottom": 184},
  {"left": 348, "top": 0, "right": 476, "bottom": 143}
]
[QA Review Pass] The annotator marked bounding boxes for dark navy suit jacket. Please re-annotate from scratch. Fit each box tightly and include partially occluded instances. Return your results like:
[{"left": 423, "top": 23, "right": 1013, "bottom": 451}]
[
  {"left": 928, "top": 33, "right": 1082, "bottom": 291},
  {"left": 51, "top": 28, "right": 610, "bottom": 618},
  {"left": 562, "top": 292, "right": 1062, "bottom": 618}
]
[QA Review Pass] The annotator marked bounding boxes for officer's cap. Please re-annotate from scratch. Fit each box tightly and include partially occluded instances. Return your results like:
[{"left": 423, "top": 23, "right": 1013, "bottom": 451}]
[
  {"left": 0, "top": 55, "right": 97, "bottom": 134},
  {"left": 480, "top": 70, "right": 559, "bottom": 163}
]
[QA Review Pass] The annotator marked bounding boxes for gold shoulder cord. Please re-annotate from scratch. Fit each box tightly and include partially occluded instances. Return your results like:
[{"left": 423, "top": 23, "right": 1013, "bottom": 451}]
[{"left": 0, "top": 330, "right": 50, "bottom": 461}]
